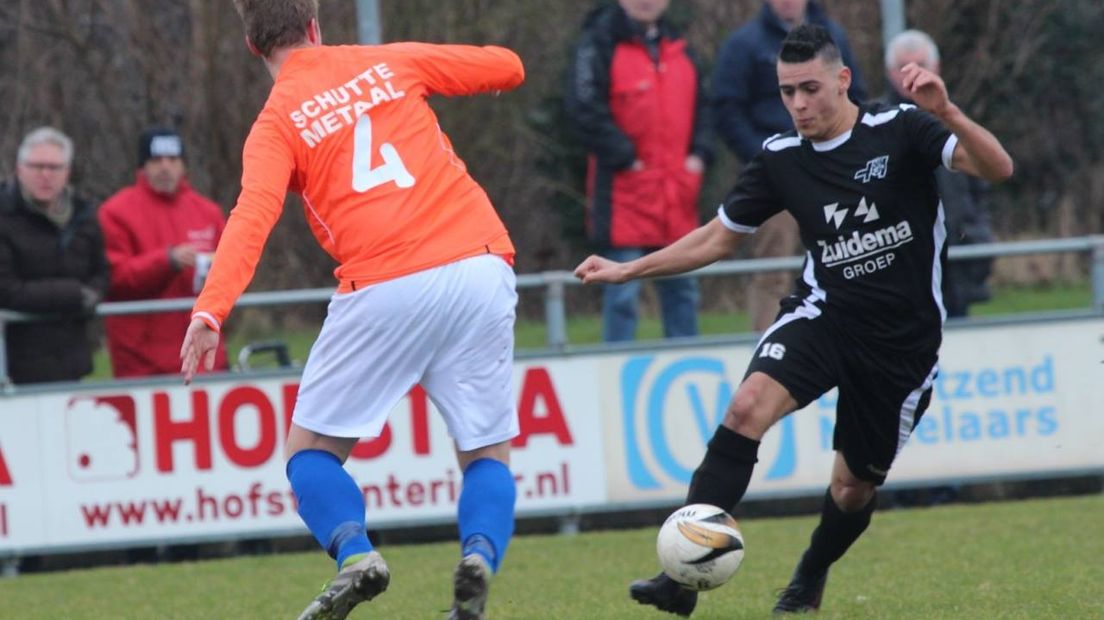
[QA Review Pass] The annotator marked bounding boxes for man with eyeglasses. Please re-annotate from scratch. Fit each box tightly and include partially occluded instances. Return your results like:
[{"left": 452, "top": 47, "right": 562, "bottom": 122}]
[{"left": 0, "top": 126, "right": 110, "bottom": 385}]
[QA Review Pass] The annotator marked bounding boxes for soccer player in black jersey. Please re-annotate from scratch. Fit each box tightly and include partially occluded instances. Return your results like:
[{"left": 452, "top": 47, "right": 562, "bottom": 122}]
[{"left": 575, "top": 24, "right": 1013, "bottom": 616}]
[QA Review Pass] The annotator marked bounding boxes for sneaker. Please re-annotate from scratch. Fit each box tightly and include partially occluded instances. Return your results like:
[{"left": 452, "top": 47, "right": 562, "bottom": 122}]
[
  {"left": 297, "top": 551, "right": 391, "bottom": 620},
  {"left": 628, "top": 572, "right": 698, "bottom": 617},
  {"left": 772, "top": 565, "right": 828, "bottom": 614},
  {"left": 447, "top": 554, "right": 492, "bottom": 620}
]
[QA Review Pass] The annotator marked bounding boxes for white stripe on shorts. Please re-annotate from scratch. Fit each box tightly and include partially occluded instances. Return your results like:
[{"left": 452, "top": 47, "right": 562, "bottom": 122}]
[{"left": 895, "top": 362, "right": 940, "bottom": 456}]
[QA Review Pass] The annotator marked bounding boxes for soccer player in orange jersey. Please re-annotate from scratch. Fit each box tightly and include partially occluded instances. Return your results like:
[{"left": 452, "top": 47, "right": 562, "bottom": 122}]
[{"left": 179, "top": 2, "right": 524, "bottom": 618}]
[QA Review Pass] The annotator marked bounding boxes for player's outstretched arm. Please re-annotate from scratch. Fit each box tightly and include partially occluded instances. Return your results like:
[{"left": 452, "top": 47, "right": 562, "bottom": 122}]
[
  {"left": 400, "top": 43, "right": 525, "bottom": 97},
  {"left": 574, "top": 218, "right": 744, "bottom": 285},
  {"left": 900, "top": 63, "right": 1013, "bottom": 183}
]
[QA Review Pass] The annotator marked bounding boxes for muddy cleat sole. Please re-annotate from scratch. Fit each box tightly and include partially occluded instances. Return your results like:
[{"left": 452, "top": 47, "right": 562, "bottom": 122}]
[
  {"left": 448, "top": 554, "right": 492, "bottom": 620},
  {"left": 629, "top": 572, "right": 697, "bottom": 617},
  {"left": 298, "top": 551, "right": 391, "bottom": 620},
  {"left": 772, "top": 566, "right": 827, "bottom": 614}
]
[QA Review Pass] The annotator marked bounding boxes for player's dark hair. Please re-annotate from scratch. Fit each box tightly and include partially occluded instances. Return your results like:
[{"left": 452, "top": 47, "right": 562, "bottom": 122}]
[
  {"left": 779, "top": 24, "right": 842, "bottom": 65},
  {"left": 232, "top": 0, "right": 318, "bottom": 58}
]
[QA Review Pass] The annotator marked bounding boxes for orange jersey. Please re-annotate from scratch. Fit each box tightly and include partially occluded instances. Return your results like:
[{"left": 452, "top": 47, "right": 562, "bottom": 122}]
[{"left": 192, "top": 43, "right": 524, "bottom": 330}]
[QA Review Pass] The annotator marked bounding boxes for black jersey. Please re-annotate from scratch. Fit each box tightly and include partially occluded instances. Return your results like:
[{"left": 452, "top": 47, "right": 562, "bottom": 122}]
[{"left": 720, "top": 102, "right": 956, "bottom": 352}]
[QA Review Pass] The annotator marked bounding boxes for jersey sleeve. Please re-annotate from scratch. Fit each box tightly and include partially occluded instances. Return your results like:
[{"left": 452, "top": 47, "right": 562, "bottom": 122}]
[
  {"left": 191, "top": 108, "right": 293, "bottom": 331},
  {"left": 718, "top": 152, "right": 783, "bottom": 232},
  {"left": 901, "top": 106, "right": 956, "bottom": 171},
  {"left": 392, "top": 43, "right": 525, "bottom": 97}
]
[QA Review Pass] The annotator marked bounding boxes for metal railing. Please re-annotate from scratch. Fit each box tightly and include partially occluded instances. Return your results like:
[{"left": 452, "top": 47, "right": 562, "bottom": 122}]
[{"left": 2, "top": 235, "right": 1103, "bottom": 389}]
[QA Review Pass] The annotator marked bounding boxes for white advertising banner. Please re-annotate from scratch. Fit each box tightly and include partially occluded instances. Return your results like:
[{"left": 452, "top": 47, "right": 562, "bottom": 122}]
[
  {"left": 0, "top": 360, "right": 606, "bottom": 554},
  {"left": 1, "top": 316, "right": 1100, "bottom": 554},
  {"left": 599, "top": 317, "right": 1104, "bottom": 503}
]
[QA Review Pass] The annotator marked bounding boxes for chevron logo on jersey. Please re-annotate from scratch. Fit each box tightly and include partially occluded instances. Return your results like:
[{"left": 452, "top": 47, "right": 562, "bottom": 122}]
[
  {"left": 854, "top": 155, "right": 889, "bottom": 183},
  {"left": 824, "top": 197, "right": 880, "bottom": 230},
  {"left": 823, "top": 202, "right": 848, "bottom": 229},
  {"left": 854, "top": 196, "right": 880, "bottom": 223}
]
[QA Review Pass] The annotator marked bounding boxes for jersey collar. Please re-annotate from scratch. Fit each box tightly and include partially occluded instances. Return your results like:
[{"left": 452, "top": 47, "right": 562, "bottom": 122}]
[{"left": 809, "top": 130, "right": 852, "bottom": 152}]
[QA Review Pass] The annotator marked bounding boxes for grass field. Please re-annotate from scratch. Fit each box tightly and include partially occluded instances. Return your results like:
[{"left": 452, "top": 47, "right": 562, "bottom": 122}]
[
  {"left": 2, "top": 494, "right": 1100, "bottom": 619},
  {"left": 87, "top": 280, "right": 1093, "bottom": 379}
]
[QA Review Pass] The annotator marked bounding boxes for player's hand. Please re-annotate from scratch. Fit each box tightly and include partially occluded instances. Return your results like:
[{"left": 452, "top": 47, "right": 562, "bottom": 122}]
[
  {"left": 169, "top": 243, "right": 200, "bottom": 269},
  {"left": 180, "top": 317, "right": 219, "bottom": 385},
  {"left": 574, "top": 254, "right": 631, "bottom": 284},
  {"left": 900, "top": 62, "right": 950, "bottom": 118},
  {"left": 685, "top": 154, "right": 704, "bottom": 174},
  {"left": 630, "top": 159, "right": 645, "bottom": 172}
]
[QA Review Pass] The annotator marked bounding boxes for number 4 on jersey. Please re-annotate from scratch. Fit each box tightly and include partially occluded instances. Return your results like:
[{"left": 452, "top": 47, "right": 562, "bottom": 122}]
[{"left": 352, "top": 114, "right": 415, "bottom": 192}]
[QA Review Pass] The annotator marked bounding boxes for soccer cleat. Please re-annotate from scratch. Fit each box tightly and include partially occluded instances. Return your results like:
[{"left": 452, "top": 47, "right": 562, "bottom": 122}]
[
  {"left": 447, "top": 554, "right": 492, "bottom": 620},
  {"left": 297, "top": 551, "right": 390, "bottom": 620},
  {"left": 772, "top": 565, "right": 828, "bottom": 614},
  {"left": 628, "top": 572, "right": 698, "bottom": 617}
]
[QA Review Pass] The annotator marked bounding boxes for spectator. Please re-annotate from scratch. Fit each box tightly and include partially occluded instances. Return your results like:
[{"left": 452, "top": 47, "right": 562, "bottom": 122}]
[
  {"left": 0, "top": 127, "right": 109, "bottom": 385},
  {"left": 98, "top": 127, "right": 229, "bottom": 377},
  {"left": 884, "top": 30, "right": 993, "bottom": 317},
  {"left": 565, "top": 0, "right": 713, "bottom": 342},
  {"left": 713, "top": 0, "right": 867, "bottom": 331}
]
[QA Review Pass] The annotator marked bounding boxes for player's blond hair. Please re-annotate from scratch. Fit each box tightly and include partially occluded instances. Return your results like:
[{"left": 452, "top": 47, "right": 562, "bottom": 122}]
[{"left": 232, "top": 0, "right": 318, "bottom": 58}]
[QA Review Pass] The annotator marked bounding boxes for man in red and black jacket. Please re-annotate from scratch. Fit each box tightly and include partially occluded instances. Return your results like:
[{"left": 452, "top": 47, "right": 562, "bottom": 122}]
[
  {"left": 566, "top": 0, "right": 713, "bottom": 342},
  {"left": 98, "top": 127, "right": 229, "bottom": 378}
]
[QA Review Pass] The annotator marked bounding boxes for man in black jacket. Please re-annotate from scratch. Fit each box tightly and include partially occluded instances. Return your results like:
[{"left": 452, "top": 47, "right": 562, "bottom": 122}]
[
  {"left": 884, "top": 29, "right": 993, "bottom": 317},
  {"left": 713, "top": 0, "right": 868, "bottom": 332},
  {"left": 0, "top": 127, "right": 110, "bottom": 385}
]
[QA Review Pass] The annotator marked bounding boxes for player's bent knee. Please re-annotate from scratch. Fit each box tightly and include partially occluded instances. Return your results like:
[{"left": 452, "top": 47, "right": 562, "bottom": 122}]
[
  {"left": 284, "top": 424, "right": 359, "bottom": 463},
  {"left": 457, "top": 440, "right": 510, "bottom": 471},
  {"left": 723, "top": 387, "right": 776, "bottom": 439},
  {"left": 830, "top": 481, "right": 876, "bottom": 513}
]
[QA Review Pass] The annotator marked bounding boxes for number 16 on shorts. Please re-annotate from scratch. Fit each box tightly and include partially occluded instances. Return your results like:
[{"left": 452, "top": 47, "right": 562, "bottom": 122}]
[{"left": 759, "top": 342, "right": 786, "bottom": 360}]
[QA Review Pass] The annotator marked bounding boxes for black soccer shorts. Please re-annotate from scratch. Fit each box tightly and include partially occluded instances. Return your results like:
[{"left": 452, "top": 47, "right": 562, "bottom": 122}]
[{"left": 744, "top": 307, "right": 939, "bottom": 485}]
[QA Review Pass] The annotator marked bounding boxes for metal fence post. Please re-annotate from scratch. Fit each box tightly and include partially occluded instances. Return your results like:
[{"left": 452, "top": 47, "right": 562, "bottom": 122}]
[
  {"left": 544, "top": 273, "right": 568, "bottom": 351},
  {"left": 1091, "top": 235, "right": 1104, "bottom": 312},
  {"left": 0, "top": 316, "right": 10, "bottom": 392}
]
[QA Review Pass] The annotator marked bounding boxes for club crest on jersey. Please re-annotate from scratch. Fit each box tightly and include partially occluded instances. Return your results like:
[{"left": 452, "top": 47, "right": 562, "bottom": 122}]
[
  {"left": 823, "top": 197, "right": 880, "bottom": 230},
  {"left": 854, "top": 155, "right": 889, "bottom": 183}
]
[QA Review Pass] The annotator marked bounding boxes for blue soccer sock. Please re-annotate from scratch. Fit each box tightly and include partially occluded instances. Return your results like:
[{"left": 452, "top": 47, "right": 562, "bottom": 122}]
[
  {"left": 457, "top": 458, "right": 516, "bottom": 574},
  {"left": 287, "top": 449, "right": 373, "bottom": 569}
]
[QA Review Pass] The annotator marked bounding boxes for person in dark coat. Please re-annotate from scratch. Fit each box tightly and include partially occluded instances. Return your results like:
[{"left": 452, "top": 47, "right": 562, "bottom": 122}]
[
  {"left": 713, "top": 0, "right": 868, "bottom": 331},
  {"left": 884, "top": 29, "right": 993, "bottom": 317},
  {"left": 0, "top": 127, "right": 110, "bottom": 385},
  {"left": 565, "top": 0, "right": 714, "bottom": 342}
]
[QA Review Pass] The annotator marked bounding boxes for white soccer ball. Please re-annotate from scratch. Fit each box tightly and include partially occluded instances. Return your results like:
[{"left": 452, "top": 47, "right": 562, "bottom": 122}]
[{"left": 656, "top": 503, "right": 745, "bottom": 591}]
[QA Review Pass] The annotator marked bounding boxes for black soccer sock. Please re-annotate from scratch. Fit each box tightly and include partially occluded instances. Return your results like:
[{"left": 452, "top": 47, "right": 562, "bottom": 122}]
[
  {"left": 798, "top": 488, "right": 877, "bottom": 576},
  {"left": 685, "top": 425, "right": 760, "bottom": 513}
]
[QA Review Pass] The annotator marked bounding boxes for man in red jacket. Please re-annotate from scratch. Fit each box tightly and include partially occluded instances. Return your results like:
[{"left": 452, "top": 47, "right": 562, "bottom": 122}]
[
  {"left": 565, "top": 0, "right": 713, "bottom": 342},
  {"left": 98, "top": 127, "right": 229, "bottom": 377}
]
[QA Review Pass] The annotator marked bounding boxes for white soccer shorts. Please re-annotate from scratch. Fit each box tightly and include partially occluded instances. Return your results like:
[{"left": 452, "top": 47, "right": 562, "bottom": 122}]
[{"left": 293, "top": 254, "right": 518, "bottom": 451}]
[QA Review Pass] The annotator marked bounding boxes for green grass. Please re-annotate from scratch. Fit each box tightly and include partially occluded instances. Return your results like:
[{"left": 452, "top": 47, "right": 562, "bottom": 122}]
[
  {"left": 87, "top": 281, "right": 1094, "bottom": 379},
  {"left": 1, "top": 495, "right": 1100, "bottom": 619},
  {"left": 968, "top": 280, "right": 1092, "bottom": 316}
]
